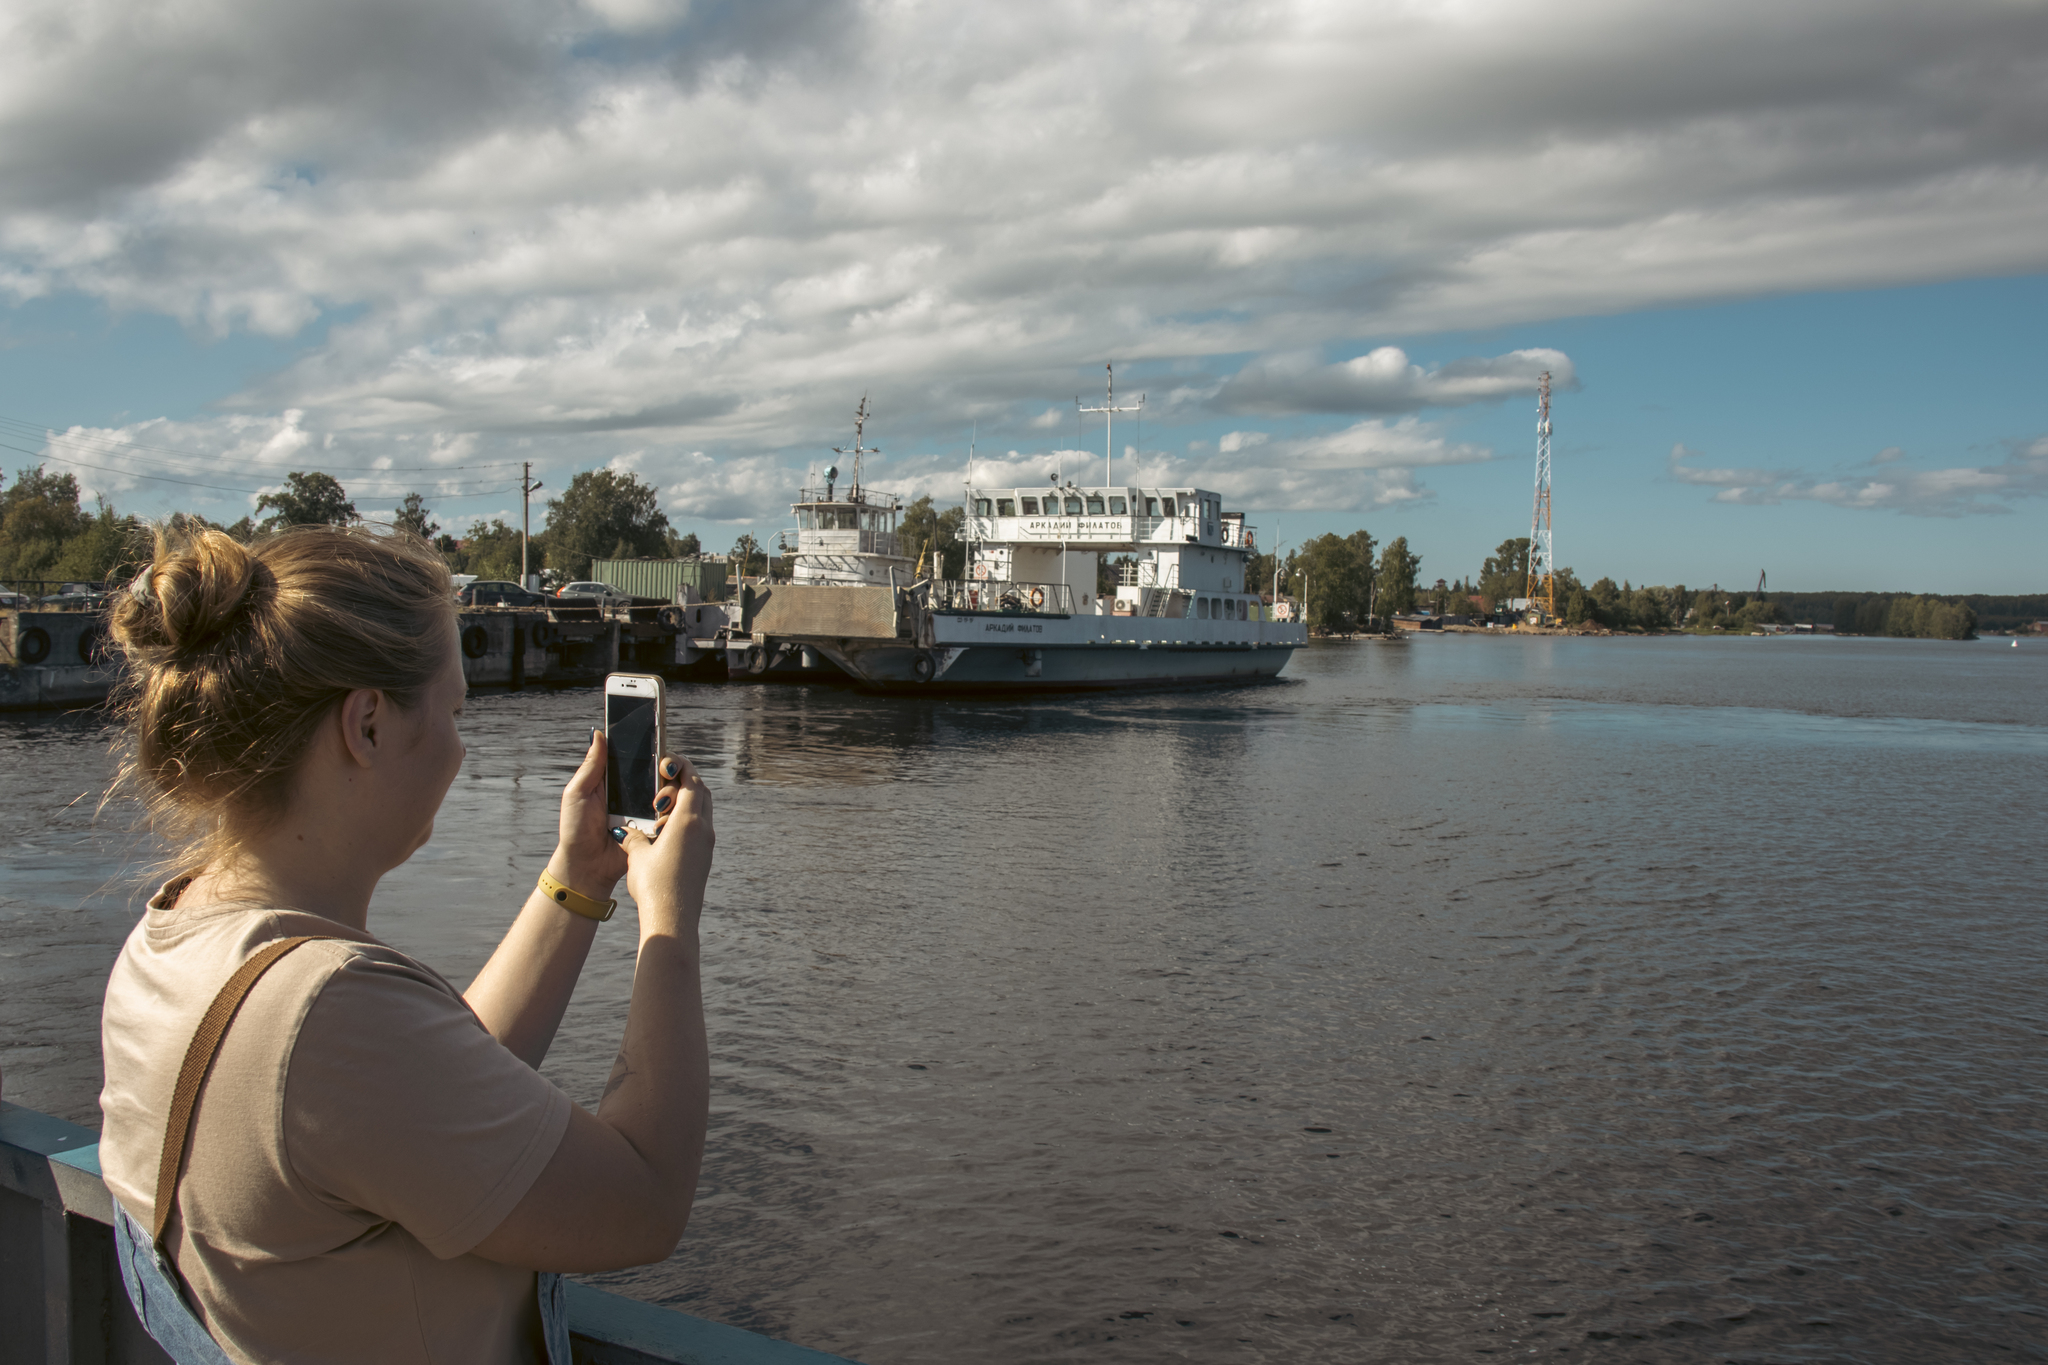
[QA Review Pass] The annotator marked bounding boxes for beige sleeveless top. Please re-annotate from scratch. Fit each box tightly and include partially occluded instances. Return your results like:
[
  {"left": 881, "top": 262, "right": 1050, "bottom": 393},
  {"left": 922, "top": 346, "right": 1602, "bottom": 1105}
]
[{"left": 98, "top": 881, "right": 571, "bottom": 1363}]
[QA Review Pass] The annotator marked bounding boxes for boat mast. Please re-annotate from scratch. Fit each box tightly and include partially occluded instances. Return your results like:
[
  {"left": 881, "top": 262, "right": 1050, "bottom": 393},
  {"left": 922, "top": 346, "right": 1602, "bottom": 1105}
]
[
  {"left": 833, "top": 395, "right": 878, "bottom": 503},
  {"left": 1078, "top": 363, "right": 1141, "bottom": 488}
]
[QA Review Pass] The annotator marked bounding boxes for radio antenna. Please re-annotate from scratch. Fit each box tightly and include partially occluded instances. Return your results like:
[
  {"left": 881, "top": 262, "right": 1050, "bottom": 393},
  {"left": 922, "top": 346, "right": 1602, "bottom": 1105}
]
[
  {"left": 831, "top": 395, "right": 877, "bottom": 502},
  {"left": 1078, "top": 362, "right": 1142, "bottom": 487}
]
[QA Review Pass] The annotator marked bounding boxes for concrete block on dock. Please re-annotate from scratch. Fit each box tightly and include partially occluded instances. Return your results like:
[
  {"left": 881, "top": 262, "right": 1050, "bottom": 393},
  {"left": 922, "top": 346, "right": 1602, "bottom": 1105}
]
[{"left": 745, "top": 584, "right": 902, "bottom": 640}]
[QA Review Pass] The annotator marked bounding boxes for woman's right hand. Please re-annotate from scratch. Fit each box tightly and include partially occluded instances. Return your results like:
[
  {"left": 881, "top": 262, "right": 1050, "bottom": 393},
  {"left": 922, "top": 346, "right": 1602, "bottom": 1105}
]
[{"left": 619, "top": 754, "right": 714, "bottom": 939}]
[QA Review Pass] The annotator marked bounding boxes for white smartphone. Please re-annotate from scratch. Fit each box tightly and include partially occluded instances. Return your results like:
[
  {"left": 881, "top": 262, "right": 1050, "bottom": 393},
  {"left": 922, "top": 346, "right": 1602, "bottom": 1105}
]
[{"left": 603, "top": 672, "right": 668, "bottom": 836}]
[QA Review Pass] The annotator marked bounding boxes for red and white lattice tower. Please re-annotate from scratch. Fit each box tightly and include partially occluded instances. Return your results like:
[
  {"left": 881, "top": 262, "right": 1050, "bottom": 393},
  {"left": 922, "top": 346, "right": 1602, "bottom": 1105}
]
[{"left": 1524, "top": 371, "right": 1555, "bottom": 621}]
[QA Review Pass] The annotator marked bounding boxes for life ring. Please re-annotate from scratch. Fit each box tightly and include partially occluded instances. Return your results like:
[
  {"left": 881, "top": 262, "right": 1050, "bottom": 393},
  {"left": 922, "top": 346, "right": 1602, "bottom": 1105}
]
[
  {"left": 911, "top": 651, "right": 936, "bottom": 682},
  {"left": 972, "top": 562, "right": 990, "bottom": 581},
  {"left": 1028, "top": 586, "right": 1045, "bottom": 609},
  {"left": 461, "top": 624, "right": 490, "bottom": 658},
  {"left": 17, "top": 626, "right": 51, "bottom": 665}
]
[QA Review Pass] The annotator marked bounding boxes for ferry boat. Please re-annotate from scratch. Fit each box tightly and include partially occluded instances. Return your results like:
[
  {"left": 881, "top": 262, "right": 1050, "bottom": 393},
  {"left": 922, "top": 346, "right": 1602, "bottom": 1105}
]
[
  {"left": 732, "top": 374, "right": 1307, "bottom": 691},
  {"left": 824, "top": 479, "right": 1306, "bottom": 690}
]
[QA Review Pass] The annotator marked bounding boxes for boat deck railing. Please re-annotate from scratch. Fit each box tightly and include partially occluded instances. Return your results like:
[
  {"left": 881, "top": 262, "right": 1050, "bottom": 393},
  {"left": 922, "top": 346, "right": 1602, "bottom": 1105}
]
[
  {"left": 926, "top": 579, "right": 1076, "bottom": 616},
  {"left": 0, "top": 1100, "right": 859, "bottom": 1365}
]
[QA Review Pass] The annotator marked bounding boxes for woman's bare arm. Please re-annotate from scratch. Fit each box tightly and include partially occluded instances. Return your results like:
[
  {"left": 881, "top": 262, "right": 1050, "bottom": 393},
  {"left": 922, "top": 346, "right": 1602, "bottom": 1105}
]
[
  {"left": 471, "top": 756, "right": 713, "bottom": 1272},
  {"left": 465, "top": 730, "right": 638, "bottom": 1068}
]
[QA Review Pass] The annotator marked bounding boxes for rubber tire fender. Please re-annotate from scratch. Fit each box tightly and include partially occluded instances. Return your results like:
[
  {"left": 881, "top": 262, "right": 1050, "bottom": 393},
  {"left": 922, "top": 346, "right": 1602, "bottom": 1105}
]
[
  {"left": 656, "top": 606, "right": 685, "bottom": 630},
  {"left": 77, "top": 627, "right": 106, "bottom": 665},
  {"left": 18, "top": 626, "right": 51, "bottom": 665},
  {"left": 460, "top": 624, "right": 491, "bottom": 659},
  {"left": 911, "top": 651, "right": 936, "bottom": 683},
  {"left": 746, "top": 644, "right": 766, "bottom": 674}
]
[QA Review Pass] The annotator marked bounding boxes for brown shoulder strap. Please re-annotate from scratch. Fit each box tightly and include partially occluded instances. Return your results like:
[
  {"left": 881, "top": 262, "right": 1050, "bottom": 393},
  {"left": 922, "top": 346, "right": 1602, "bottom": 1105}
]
[{"left": 151, "top": 935, "right": 332, "bottom": 1246}]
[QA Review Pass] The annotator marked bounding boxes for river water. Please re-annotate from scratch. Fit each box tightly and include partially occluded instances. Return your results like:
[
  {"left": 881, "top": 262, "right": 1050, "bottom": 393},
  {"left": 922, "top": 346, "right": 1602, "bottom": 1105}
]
[{"left": 3, "top": 635, "right": 2044, "bottom": 1363}]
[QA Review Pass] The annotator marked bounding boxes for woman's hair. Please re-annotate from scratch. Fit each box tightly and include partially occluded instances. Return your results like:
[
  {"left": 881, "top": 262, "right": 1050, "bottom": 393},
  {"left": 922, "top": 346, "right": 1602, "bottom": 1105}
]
[{"left": 108, "top": 522, "right": 456, "bottom": 867}]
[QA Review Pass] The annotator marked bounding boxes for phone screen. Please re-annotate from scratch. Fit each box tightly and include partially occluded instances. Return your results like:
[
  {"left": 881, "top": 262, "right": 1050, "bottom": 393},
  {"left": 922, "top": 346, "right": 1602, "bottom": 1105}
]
[{"left": 605, "top": 693, "right": 660, "bottom": 820}]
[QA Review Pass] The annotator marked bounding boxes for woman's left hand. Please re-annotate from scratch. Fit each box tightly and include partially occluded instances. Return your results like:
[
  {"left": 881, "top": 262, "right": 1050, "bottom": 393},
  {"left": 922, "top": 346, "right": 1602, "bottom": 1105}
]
[{"left": 552, "top": 728, "right": 626, "bottom": 896}]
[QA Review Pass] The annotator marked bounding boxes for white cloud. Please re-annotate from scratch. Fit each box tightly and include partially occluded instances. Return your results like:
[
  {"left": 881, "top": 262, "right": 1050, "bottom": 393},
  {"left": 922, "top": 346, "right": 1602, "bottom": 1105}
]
[
  {"left": 1215, "top": 347, "right": 1573, "bottom": 415},
  {"left": 1668, "top": 439, "right": 2048, "bottom": 517},
  {"left": 5, "top": 0, "right": 2048, "bottom": 524}
]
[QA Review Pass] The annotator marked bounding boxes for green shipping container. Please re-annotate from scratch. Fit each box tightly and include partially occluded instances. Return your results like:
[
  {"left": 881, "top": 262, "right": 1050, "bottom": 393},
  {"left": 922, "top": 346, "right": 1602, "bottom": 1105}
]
[{"left": 591, "top": 557, "right": 731, "bottom": 602}]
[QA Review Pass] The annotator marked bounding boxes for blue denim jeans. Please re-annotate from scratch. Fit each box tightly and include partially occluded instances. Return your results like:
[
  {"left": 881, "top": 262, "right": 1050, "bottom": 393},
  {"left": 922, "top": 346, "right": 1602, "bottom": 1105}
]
[{"left": 114, "top": 1201, "right": 571, "bottom": 1364}]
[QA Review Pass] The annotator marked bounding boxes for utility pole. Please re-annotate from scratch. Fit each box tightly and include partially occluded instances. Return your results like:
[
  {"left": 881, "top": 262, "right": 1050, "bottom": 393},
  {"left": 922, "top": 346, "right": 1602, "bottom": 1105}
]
[
  {"left": 1078, "top": 363, "right": 1143, "bottom": 488},
  {"left": 520, "top": 462, "right": 544, "bottom": 589}
]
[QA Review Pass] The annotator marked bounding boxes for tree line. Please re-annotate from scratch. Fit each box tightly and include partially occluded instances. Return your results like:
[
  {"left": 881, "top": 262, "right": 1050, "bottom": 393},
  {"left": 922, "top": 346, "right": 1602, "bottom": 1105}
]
[
  {"left": 0, "top": 464, "right": 720, "bottom": 590},
  {"left": 1, "top": 463, "right": 2008, "bottom": 640}
]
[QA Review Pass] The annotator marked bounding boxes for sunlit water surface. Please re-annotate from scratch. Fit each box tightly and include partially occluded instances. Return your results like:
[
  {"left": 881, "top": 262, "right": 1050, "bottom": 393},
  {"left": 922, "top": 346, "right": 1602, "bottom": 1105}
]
[{"left": 4, "top": 635, "right": 2044, "bottom": 1363}]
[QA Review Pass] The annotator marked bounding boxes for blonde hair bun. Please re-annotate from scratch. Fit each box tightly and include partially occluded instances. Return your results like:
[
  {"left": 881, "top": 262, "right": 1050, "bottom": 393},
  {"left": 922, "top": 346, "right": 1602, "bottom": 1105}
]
[{"left": 110, "top": 522, "right": 456, "bottom": 864}]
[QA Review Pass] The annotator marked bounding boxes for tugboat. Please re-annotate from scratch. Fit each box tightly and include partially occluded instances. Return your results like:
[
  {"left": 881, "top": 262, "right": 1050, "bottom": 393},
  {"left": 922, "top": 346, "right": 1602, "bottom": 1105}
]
[
  {"left": 780, "top": 396, "right": 912, "bottom": 588},
  {"left": 722, "top": 398, "right": 910, "bottom": 679}
]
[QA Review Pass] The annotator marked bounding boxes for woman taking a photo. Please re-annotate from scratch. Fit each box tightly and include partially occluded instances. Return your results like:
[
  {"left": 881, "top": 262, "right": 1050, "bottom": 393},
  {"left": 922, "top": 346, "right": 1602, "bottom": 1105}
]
[{"left": 97, "top": 523, "right": 713, "bottom": 1363}]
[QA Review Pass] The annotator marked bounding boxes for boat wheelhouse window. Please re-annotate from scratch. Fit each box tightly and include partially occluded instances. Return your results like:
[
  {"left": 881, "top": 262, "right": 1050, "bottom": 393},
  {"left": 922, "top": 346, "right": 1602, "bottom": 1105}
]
[
  {"left": 1109, "top": 497, "right": 1127, "bottom": 514},
  {"left": 1197, "top": 597, "right": 1210, "bottom": 619},
  {"left": 996, "top": 499, "right": 1016, "bottom": 516},
  {"left": 1145, "top": 497, "right": 1159, "bottom": 516},
  {"left": 1020, "top": 496, "right": 1039, "bottom": 514},
  {"left": 975, "top": 499, "right": 993, "bottom": 516},
  {"left": 1064, "top": 496, "right": 1083, "bottom": 515},
  {"left": 1161, "top": 497, "right": 1176, "bottom": 517},
  {"left": 1085, "top": 495, "right": 1105, "bottom": 515}
]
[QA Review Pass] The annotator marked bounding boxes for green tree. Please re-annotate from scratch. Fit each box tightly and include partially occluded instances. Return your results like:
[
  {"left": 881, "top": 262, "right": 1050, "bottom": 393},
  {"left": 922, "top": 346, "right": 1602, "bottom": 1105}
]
[
  {"left": 257, "top": 471, "right": 358, "bottom": 530},
  {"left": 50, "top": 497, "right": 136, "bottom": 583},
  {"left": 664, "top": 530, "right": 702, "bottom": 558},
  {"left": 1476, "top": 536, "right": 1531, "bottom": 613},
  {"left": 0, "top": 465, "right": 92, "bottom": 584},
  {"left": 731, "top": 533, "right": 765, "bottom": 579},
  {"left": 393, "top": 492, "right": 439, "bottom": 541},
  {"left": 898, "top": 496, "right": 966, "bottom": 578},
  {"left": 543, "top": 469, "right": 672, "bottom": 580},
  {"left": 1833, "top": 594, "right": 1862, "bottom": 634},
  {"left": 1376, "top": 535, "right": 1420, "bottom": 617},
  {"left": 450, "top": 519, "right": 525, "bottom": 582},
  {"left": 1291, "top": 529, "right": 1376, "bottom": 633}
]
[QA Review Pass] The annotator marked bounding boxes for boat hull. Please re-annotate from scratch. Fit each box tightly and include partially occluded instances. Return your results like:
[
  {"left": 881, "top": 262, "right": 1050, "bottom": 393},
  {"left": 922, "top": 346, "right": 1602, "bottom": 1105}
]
[{"left": 829, "top": 640, "right": 1300, "bottom": 692}]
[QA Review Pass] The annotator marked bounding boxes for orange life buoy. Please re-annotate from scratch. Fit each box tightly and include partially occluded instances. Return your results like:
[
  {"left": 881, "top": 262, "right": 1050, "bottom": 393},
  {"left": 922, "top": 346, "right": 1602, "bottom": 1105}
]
[{"left": 1029, "top": 586, "right": 1045, "bottom": 609}]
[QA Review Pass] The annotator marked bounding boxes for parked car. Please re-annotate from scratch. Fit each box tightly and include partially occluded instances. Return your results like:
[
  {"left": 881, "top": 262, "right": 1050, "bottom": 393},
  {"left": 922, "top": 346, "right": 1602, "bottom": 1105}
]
[
  {"left": 37, "top": 585, "right": 109, "bottom": 610},
  {"left": 0, "top": 588, "right": 30, "bottom": 610},
  {"left": 556, "top": 580, "right": 633, "bottom": 608},
  {"left": 456, "top": 580, "right": 549, "bottom": 609}
]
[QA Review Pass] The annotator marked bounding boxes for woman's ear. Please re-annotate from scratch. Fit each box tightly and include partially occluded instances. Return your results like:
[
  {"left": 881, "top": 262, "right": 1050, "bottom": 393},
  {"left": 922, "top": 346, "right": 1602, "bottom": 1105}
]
[{"left": 337, "top": 688, "right": 385, "bottom": 768}]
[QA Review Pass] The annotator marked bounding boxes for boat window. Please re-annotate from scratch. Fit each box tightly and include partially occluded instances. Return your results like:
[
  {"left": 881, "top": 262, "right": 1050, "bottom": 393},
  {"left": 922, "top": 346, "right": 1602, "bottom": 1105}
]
[
  {"left": 1109, "top": 497, "right": 1127, "bottom": 514},
  {"left": 1197, "top": 597, "right": 1210, "bottom": 619},
  {"left": 1161, "top": 497, "right": 1176, "bottom": 517},
  {"left": 796, "top": 509, "right": 813, "bottom": 530},
  {"left": 996, "top": 499, "right": 1015, "bottom": 516},
  {"left": 976, "top": 499, "right": 993, "bottom": 516},
  {"left": 1144, "top": 497, "right": 1159, "bottom": 516},
  {"left": 1235, "top": 599, "right": 1246, "bottom": 620},
  {"left": 1021, "top": 497, "right": 1039, "bottom": 514},
  {"left": 1064, "top": 496, "right": 1083, "bottom": 515},
  {"left": 1086, "top": 495, "right": 1105, "bottom": 515}
]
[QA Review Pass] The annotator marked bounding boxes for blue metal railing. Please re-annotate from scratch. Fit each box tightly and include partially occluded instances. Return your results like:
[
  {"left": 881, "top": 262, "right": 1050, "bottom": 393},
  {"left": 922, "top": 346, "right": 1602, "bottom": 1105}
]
[{"left": 0, "top": 1100, "right": 860, "bottom": 1365}]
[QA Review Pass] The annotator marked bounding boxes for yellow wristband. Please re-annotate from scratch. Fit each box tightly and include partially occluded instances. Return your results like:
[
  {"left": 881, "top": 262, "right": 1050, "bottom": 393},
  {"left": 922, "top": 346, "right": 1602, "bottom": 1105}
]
[{"left": 537, "top": 868, "right": 615, "bottom": 922}]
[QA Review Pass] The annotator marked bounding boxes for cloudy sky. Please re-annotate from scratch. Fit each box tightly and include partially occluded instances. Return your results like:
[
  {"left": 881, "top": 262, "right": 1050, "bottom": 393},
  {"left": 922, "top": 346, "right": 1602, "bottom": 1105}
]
[{"left": 3, "top": 0, "right": 2044, "bottom": 591}]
